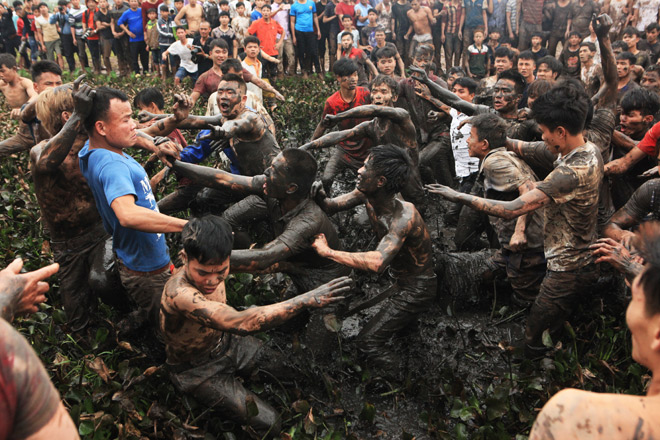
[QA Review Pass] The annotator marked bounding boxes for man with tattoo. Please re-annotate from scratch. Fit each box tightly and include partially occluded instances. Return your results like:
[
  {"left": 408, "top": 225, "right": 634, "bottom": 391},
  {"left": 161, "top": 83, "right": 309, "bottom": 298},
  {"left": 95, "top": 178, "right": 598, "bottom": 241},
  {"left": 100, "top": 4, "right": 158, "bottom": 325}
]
[
  {"left": 310, "top": 58, "right": 371, "bottom": 194},
  {"left": 463, "top": 113, "right": 546, "bottom": 304},
  {"left": 31, "top": 77, "right": 126, "bottom": 334},
  {"left": 427, "top": 83, "right": 603, "bottom": 357},
  {"left": 79, "top": 86, "right": 188, "bottom": 330},
  {"left": 160, "top": 216, "right": 351, "bottom": 434},
  {"left": 0, "top": 258, "right": 80, "bottom": 439},
  {"left": 170, "top": 148, "right": 351, "bottom": 295},
  {"left": 531, "top": 222, "right": 660, "bottom": 440},
  {"left": 311, "top": 144, "right": 436, "bottom": 375},
  {"left": 301, "top": 74, "right": 425, "bottom": 210}
]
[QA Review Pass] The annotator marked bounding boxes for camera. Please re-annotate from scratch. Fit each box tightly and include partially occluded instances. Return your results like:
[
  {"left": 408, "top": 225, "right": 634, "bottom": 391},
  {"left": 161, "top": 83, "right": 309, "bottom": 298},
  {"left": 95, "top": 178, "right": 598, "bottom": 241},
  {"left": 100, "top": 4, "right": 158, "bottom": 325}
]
[
  {"left": 190, "top": 45, "right": 203, "bottom": 63},
  {"left": 81, "top": 29, "right": 93, "bottom": 39}
]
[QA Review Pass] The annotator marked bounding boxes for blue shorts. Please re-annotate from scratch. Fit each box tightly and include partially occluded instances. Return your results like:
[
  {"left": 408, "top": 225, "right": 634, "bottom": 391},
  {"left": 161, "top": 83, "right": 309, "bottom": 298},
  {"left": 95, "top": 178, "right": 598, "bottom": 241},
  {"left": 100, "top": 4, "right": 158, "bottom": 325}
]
[{"left": 175, "top": 66, "right": 198, "bottom": 82}]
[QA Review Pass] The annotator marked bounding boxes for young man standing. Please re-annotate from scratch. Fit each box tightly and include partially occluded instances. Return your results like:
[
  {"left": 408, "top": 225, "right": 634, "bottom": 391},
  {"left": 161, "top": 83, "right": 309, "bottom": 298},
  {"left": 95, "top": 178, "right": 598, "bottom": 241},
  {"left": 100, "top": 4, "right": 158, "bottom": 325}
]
[
  {"left": 174, "top": 0, "right": 203, "bottom": 36},
  {"left": 290, "top": 0, "right": 321, "bottom": 77},
  {"left": 248, "top": 4, "right": 284, "bottom": 79},
  {"left": 616, "top": 51, "right": 640, "bottom": 101},
  {"left": 118, "top": 0, "right": 148, "bottom": 74},
  {"left": 110, "top": 0, "right": 131, "bottom": 75},
  {"left": 34, "top": 2, "right": 62, "bottom": 68},
  {"left": 271, "top": 0, "right": 295, "bottom": 75},
  {"left": 427, "top": 83, "right": 603, "bottom": 357},
  {"left": 162, "top": 27, "right": 197, "bottom": 85},
  {"left": 311, "top": 57, "right": 371, "bottom": 193},
  {"left": 94, "top": 0, "right": 114, "bottom": 74},
  {"left": 79, "top": 87, "right": 187, "bottom": 328},
  {"left": 404, "top": 0, "right": 434, "bottom": 62},
  {"left": 68, "top": 0, "right": 88, "bottom": 69}
]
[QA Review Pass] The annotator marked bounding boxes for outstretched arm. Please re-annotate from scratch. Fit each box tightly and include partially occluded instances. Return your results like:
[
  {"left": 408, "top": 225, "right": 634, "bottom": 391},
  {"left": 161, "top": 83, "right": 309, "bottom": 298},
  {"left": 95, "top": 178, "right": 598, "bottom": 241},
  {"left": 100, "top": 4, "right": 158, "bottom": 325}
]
[
  {"left": 249, "top": 75, "right": 285, "bottom": 101},
  {"left": 602, "top": 208, "right": 639, "bottom": 247},
  {"left": 167, "top": 276, "right": 352, "bottom": 335},
  {"left": 230, "top": 239, "right": 293, "bottom": 272},
  {"left": 326, "top": 104, "right": 409, "bottom": 125},
  {"left": 300, "top": 121, "right": 370, "bottom": 151},
  {"left": 312, "top": 219, "right": 407, "bottom": 273},
  {"left": 426, "top": 184, "right": 551, "bottom": 220},
  {"left": 141, "top": 94, "right": 193, "bottom": 137},
  {"left": 604, "top": 146, "right": 645, "bottom": 175},
  {"left": 171, "top": 160, "right": 262, "bottom": 193},
  {"left": 409, "top": 66, "right": 478, "bottom": 115},
  {"left": 313, "top": 183, "right": 366, "bottom": 215},
  {"left": 0, "top": 259, "right": 59, "bottom": 322}
]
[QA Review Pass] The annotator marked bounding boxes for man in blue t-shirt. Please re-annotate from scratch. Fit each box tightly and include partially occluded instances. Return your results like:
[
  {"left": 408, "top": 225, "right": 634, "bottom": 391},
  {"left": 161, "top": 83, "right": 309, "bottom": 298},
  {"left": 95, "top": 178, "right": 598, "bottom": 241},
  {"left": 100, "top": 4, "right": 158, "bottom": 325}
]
[
  {"left": 462, "top": 0, "right": 487, "bottom": 62},
  {"left": 117, "top": 0, "right": 149, "bottom": 73},
  {"left": 290, "top": 0, "right": 320, "bottom": 76},
  {"left": 79, "top": 87, "right": 187, "bottom": 329}
]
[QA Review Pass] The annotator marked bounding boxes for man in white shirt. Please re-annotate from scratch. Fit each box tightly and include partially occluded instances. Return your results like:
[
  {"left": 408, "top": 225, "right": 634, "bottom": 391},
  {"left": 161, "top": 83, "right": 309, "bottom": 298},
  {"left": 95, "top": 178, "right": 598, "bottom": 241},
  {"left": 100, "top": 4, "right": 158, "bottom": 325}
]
[{"left": 162, "top": 26, "right": 198, "bottom": 85}]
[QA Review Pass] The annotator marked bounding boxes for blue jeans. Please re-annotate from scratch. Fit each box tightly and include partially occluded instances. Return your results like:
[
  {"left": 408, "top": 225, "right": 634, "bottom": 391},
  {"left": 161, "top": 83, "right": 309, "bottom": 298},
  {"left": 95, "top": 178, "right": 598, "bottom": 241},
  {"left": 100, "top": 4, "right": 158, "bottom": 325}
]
[
  {"left": 175, "top": 66, "right": 198, "bottom": 82},
  {"left": 28, "top": 36, "right": 39, "bottom": 61}
]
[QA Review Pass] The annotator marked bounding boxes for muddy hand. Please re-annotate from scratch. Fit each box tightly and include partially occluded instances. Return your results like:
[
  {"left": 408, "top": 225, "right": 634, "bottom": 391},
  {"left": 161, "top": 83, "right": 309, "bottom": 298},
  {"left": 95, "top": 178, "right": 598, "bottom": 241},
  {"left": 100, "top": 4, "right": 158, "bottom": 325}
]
[
  {"left": 200, "top": 125, "right": 226, "bottom": 141},
  {"left": 310, "top": 181, "right": 327, "bottom": 201},
  {"left": 322, "top": 114, "right": 338, "bottom": 128},
  {"left": 640, "top": 167, "right": 659, "bottom": 179},
  {"left": 172, "top": 93, "right": 193, "bottom": 121},
  {"left": 73, "top": 75, "right": 95, "bottom": 118},
  {"left": 305, "top": 276, "right": 352, "bottom": 308},
  {"left": 509, "top": 231, "right": 527, "bottom": 252},
  {"left": 409, "top": 65, "right": 428, "bottom": 82},
  {"left": 426, "top": 183, "right": 458, "bottom": 201},
  {"left": 427, "top": 110, "right": 441, "bottom": 123},
  {"left": 311, "top": 233, "right": 331, "bottom": 256},
  {"left": 156, "top": 140, "right": 182, "bottom": 167},
  {"left": 592, "top": 13, "right": 612, "bottom": 40},
  {"left": 275, "top": 91, "right": 285, "bottom": 101},
  {"left": 0, "top": 258, "right": 59, "bottom": 320},
  {"left": 590, "top": 237, "right": 633, "bottom": 271},
  {"left": 137, "top": 110, "right": 159, "bottom": 124}
]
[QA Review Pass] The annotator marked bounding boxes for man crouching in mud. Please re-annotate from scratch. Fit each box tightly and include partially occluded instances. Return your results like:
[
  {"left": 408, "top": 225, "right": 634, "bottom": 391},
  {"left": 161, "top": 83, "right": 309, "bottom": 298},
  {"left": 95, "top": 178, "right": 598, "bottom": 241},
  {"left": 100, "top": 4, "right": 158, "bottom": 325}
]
[
  {"left": 530, "top": 222, "right": 660, "bottom": 440},
  {"left": 427, "top": 82, "right": 602, "bottom": 358},
  {"left": 160, "top": 215, "right": 351, "bottom": 436},
  {"left": 311, "top": 144, "right": 436, "bottom": 377}
]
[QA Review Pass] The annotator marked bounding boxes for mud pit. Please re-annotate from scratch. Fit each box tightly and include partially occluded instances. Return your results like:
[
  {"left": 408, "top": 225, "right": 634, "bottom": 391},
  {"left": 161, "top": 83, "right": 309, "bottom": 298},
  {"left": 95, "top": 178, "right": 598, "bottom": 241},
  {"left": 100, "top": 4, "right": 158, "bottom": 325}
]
[{"left": 187, "top": 148, "right": 633, "bottom": 440}]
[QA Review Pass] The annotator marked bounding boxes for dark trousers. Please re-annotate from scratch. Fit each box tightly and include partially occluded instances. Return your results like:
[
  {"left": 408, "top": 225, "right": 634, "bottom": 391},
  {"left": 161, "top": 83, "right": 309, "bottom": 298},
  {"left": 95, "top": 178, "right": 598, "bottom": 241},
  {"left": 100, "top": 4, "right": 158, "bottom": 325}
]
[
  {"left": 129, "top": 40, "right": 149, "bottom": 73},
  {"left": 61, "top": 33, "right": 76, "bottom": 71},
  {"left": 86, "top": 38, "right": 101, "bottom": 72},
  {"left": 113, "top": 35, "right": 131, "bottom": 74},
  {"left": 75, "top": 36, "right": 89, "bottom": 68},
  {"left": 443, "top": 32, "right": 461, "bottom": 70},
  {"left": 547, "top": 33, "right": 564, "bottom": 57},
  {"left": 318, "top": 28, "right": 334, "bottom": 71},
  {"left": 294, "top": 29, "right": 320, "bottom": 74}
]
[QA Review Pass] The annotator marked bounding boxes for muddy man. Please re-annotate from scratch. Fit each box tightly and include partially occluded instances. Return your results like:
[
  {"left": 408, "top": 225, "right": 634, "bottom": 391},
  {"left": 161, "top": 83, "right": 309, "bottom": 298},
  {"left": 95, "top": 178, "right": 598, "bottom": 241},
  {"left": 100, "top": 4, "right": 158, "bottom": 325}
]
[{"left": 311, "top": 144, "right": 436, "bottom": 376}]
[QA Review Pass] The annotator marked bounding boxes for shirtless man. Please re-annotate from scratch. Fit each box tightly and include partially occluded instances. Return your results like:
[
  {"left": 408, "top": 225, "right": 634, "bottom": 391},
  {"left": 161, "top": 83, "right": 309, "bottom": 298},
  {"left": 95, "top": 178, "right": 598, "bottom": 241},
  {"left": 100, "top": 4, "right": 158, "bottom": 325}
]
[
  {"left": 0, "top": 53, "right": 38, "bottom": 157},
  {"left": 427, "top": 82, "right": 603, "bottom": 357},
  {"left": 311, "top": 144, "right": 436, "bottom": 375},
  {"left": 160, "top": 215, "right": 351, "bottom": 434},
  {"left": 404, "top": 0, "right": 435, "bottom": 62},
  {"left": 175, "top": 0, "right": 204, "bottom": 35},
  {"left": 301, "top": 74, "right": 425, "bottom": 209},
  {"left": 0, "top": 258, "right": 81, "bottom": 439},
  {"left": 530, "top": 222, "right": 660, "bottom": 440}
]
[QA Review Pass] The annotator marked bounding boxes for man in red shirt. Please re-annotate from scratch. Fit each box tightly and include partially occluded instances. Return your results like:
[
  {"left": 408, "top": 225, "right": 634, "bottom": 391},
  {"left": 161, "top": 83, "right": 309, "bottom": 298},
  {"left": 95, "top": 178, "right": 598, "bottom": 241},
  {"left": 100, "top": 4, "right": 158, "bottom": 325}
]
[
  {"left": 311, "top": 57, "right": 371, "bottom": 193},
  {"left": 248, "top": 4, "right": 284, "bottom": 78},
  {"left": 335, "top": 0, "right": 355, "bottom": 30}
]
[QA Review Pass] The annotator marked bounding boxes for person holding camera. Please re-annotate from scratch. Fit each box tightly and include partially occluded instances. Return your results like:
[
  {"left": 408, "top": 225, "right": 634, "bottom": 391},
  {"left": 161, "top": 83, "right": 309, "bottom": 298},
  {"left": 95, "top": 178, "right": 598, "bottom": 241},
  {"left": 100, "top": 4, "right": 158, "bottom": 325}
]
[
  {"left": 49, "top": 0, "right": 75, "bottom": 70},
  {"left": 82, "top": 0, "right": 101, "bottom": 73},
  {"left": 192, "top": 20, "right": 213, "bottom": 75},
  {"left": 162, "top": 26, "right": 198, "bottom": 85}
]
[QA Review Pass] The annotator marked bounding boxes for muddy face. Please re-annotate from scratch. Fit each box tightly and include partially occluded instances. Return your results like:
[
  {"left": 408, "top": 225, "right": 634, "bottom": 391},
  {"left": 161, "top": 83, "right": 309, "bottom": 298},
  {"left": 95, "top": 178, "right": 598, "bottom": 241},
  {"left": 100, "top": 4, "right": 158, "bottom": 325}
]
[
  {"left": 492, "top": 79, "right": 519, "bottom": 113},
  {"left": 338, "top": 71, "right": 358, "bottom": 92},
  {"left": 617, "top": 59, "right": 631, "bottom": 79},
  {"left": 263, "top": 154, "right": 290, "bottom": 198},
  {"left": 377, "top": 57, "right": 396, "bottom": 76},
  {"left": 494, "top": 56, "right": 513, "bottom": 74},
  {"left": 370, "top": 82, "right": 395, "bottom": 106},
  {"left": 216, "top": 80, "right": 245, "bottom": 118},
  {"left": 619, "top": 110, "right": 651, "bottom": 138},
  {"left": 184, "top": 256, "right": 230, "bottom": 295},
  {"left": 356, "top": 156, "right": 381, "bottom": 194},
  {"left": 641, "top": 71, "right": 660, "bottom": 94}
]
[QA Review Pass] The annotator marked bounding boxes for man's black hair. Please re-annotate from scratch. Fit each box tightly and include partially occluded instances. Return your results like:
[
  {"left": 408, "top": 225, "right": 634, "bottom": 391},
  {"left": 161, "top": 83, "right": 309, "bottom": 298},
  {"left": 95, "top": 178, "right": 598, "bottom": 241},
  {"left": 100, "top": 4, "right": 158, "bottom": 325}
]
[
  {"left": 621, "top": 87, "right": 660, "bottom": 117},
  {"left": 453, "top": 76, "right": 478, "bottom": 94},
  {"left": 134, "top": 87, "right": 165, "bottom": 110},
  {"left": 84, "top": 87, "right": 130, "bottom": 134},
  {"left": 567, "top": 30, "right": 580, "bottom": 38},
  {"left": 219, "top": 0, "right": 229, "bottom": 4},
  {"left": 612, "top": 40, "right": 629, "bottom": 52},
  {"left": 646, "top": 64, "right": 660, "bottom": 75},
  {"left": 622, "top": 26, "right": 641, "bottom": 38},
  {"left": 220, "top": 72, "right": 247, "bottom": 93},
  {"left": 527, "top": 79, "right": 553, "bottom": 99},
  {"left": 537, "top": 55, "right": 562, "bottom": 74},
  {"left": 632, "top": 223, "right": 660, "bottom": 316},
  {"left": 494, "top": 46, "right": 515, "bottom": 61},
  {"left": 579, "top": 41, "right": 596, "bottom": 52},
  {"left": 617, "top": 51, "right": 637, "bottom": 65},
  {"left": 518, "top": 50, "right": 535, "bottom": 63},
  {"left": 243, "top": 35, "right": 260, "bottom": 46},
  {"left": 374, "top": 45, "right": 397, "bottom": 60},
  {"left": 447, "top": 66, "right": 466, "bottom": 76},
  {"left": 31, "top": 60, "right": 62, "bottom": 82},
  {"left": 12, "top": 1, "right": 22, "bottom": 8},
  {"left": 497, "top": 69, "right": 526, "bottom": 94},
  {"left": 531, "top": 80, "right": 589, "bottom": 135},
  {"left": 647, "top": 22, "right": 660, "bottom": 33},
  {"left": 280, "top": 149, "right": 318, "bottom": 196},
  {"left": 219, "top": 10, "right": 230, "bottom": 17},
  {"left": 368, "top": 144, "right": 412, "bottom": 194},
  {"left": 159, "top": 4, "right": 168, "bottom": 11},
  {"left": 367, "top": 7, "right": 377, "bottom": 14},
  {"left": 471, "top": 113, "right": 508, "bottom": 149},
  {"left": 261, "top": 3, "right": 271, "bottom": 9},
  {"left": 0, "top": 53, "right": 16, "bottom": 69},
  {"left": 339, "top": 30, "right": 354, "bottom": 40},
  {"left": 370, "top": 74, "right": 399, "bottom": 96},
  {"left": 37, "top": 2, "right": 47, "bottom": 8},
  {"left": 182, "top": 215, "right": 234, "bottom": 264},
  {"left": 235, "top": 1, "right": 244, "bottom": 7},
  {"left": 332, "top": 57, "right": 358, "bottom": 76},
  {"left": 209, "top": 37, "right": 228, "bottom": 51},
  {"left": 220, "top": 58, "right": 243, "bottom": 74},
  {"left": 531, "top": 31, "right": 543, "bottom": 39}
]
